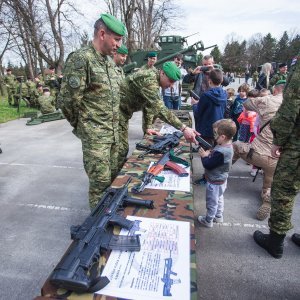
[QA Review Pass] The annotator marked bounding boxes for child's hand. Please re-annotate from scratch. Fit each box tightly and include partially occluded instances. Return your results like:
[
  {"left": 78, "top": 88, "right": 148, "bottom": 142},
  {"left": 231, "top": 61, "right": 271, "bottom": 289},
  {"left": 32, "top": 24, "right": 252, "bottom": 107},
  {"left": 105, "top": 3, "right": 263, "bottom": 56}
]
[
  {"left": 198, "top": 147, "right": 210, "bottom": 157},
  {"left": 191, "top": 97, "right": 199, "bottom": 105}
]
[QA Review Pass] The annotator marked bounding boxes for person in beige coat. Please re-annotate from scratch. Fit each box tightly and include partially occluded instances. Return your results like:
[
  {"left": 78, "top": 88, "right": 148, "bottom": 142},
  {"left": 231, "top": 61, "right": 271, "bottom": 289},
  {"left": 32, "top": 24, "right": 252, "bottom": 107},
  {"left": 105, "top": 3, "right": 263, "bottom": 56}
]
[{"left": 232, "top": 81, "right": 285, "bottom": 220}]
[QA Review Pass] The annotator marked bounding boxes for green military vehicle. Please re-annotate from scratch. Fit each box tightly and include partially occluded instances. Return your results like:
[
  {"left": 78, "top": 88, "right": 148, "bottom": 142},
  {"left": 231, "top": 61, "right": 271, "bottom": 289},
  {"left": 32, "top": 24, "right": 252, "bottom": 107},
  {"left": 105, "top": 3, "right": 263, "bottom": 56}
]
[{"left": 123, "top": 34, "right": 216, "bottom": 73}]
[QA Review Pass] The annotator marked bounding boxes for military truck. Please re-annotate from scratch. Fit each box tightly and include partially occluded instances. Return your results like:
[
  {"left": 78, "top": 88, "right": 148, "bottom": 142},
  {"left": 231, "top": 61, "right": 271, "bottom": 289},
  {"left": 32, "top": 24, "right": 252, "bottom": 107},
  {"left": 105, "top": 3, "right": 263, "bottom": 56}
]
[{"left": 123, "top": 34, "right": 217, "bottom": 73}]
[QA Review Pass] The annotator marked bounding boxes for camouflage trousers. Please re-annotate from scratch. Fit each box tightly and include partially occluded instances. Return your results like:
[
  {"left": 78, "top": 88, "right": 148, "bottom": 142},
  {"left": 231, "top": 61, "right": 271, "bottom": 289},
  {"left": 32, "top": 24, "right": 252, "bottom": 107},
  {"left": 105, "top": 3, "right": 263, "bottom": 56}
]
[
  {"left": 118, "top": 121, "right": 129, "bottom": 171},
  {"left": 82, "top": 141, "right": 119, "bottom": 209},
  {"left": 232, "top": 141, "right": 278, "bottom": 193},
  {"left": 7, "top": 88, "right": 16, "bottom": 105},
  {"left": 269, "top": 149, "right": 300, "bottom": 235}
]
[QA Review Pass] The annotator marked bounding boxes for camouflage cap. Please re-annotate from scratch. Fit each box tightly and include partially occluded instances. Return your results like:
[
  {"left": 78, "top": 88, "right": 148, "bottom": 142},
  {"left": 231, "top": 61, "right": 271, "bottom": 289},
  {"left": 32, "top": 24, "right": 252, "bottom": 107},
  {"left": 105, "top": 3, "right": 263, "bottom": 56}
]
[
  {"left": 275, "top": 79, "right": 286, "bottom": 86},
  {"left": 162, "top": 61, "right": 181, "bottom": 81},
  {"left": 117, "top": 44, "right": 128, "bottom": 54},
  {"left": 100, "top": 13, "right": 127, "bottom": 36},
  {"left": 147, "top": 51, "right": 157, "bottom": 58}
]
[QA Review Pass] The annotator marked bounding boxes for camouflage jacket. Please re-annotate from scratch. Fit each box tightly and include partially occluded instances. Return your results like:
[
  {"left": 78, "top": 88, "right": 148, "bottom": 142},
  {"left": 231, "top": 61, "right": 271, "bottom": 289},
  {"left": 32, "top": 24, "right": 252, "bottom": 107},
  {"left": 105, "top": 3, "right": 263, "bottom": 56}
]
[
  {"left": 4, "top": 74, "right": 16, "bottom": 89},
  {"left": 119, "top": 69, "right": 183, "bottom": 130},
  {"left": 58, "top": 44, "right": 120, "bottom": 144},
  {"left": 38, "top": 95, "right": 56, "bottom": 114},
  {"left": 269, "top": 72, "right": 288, "bottom": 87},
  {"left": 271, "top": 59, "right": 300, "bottom": 149}
]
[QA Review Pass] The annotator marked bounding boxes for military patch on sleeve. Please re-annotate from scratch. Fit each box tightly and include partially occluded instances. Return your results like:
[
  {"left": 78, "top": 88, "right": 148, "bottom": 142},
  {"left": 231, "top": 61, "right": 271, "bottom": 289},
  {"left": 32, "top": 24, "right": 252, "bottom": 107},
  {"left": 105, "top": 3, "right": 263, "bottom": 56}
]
[
  {"left": 68, "top": 76, "right": 81, "bottom": 89},
  {"left": 74, "top": 58, "right": 85, "bottom": 69}
]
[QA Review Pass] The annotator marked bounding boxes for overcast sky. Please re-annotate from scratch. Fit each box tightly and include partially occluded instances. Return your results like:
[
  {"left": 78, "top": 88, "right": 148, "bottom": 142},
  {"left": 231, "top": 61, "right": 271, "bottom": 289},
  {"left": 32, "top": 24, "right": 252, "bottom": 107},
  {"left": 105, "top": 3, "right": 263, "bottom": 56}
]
[{"left": 79, "top": 0, "right": 300, "bottom": 54}]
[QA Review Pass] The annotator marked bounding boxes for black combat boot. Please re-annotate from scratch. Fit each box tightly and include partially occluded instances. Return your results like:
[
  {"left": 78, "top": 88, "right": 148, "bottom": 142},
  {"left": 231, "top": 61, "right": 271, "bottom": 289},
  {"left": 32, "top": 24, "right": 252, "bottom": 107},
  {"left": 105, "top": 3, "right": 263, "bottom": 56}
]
[
  {"left": 253, "top": 230, "right": 286, "bottom": 259},
  {"left": 291, "top": 233, "right": 300, "bottom": 247}
]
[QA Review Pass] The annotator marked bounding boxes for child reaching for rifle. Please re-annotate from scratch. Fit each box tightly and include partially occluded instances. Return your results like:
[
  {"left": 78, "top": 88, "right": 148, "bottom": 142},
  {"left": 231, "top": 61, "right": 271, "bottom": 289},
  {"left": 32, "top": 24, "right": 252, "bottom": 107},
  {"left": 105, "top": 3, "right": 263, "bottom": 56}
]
[{"left": 197, "top": 119, "right": 237, "bottom": 228}]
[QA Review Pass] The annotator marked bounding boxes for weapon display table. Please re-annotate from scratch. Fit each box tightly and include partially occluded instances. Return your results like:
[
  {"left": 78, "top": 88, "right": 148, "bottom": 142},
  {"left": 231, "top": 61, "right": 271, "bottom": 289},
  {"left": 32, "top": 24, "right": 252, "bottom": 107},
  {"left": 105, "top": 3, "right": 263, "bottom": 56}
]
[{"left": 35, "top": 135, "right": 197, "bottom": 300}]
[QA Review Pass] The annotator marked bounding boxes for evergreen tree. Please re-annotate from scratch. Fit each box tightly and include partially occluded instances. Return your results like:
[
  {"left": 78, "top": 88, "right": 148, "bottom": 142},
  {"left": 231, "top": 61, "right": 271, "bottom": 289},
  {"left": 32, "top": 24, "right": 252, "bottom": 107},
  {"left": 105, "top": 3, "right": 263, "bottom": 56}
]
[
  {"left": 210, "top": 46, "right": 222, "bottom": 64},
  {"left": 274, "top": 31, "right": 289, "bottom": 63},
  {"left": 260, "top": 33, "right": 277, "bottom": 63}
]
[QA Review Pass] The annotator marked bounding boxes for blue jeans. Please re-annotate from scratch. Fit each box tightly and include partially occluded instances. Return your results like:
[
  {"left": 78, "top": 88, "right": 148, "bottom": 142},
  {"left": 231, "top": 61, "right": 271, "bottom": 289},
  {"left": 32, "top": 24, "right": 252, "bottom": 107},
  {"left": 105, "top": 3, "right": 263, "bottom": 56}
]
[{"left": 163, "top": 95, "right": 180, "bottom": 110}]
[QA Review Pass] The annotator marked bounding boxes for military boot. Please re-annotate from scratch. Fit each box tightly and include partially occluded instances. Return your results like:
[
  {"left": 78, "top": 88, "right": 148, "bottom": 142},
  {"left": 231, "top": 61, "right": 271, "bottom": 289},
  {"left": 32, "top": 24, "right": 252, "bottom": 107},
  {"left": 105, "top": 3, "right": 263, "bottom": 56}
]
[
  {"left": 256, "top": 188, "right": 271, "bottom": 221},
  {"left": 291, "top": 233, "right": 300, "bottom": 247},
  {"left": 253, "top": 230, "right": 286, "bottom": 259}
]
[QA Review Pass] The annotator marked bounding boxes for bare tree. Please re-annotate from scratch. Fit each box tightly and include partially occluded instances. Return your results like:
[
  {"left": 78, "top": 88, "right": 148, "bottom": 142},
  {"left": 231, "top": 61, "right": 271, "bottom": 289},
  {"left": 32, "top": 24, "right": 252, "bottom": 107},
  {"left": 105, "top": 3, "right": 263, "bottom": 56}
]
[{"left": 105, "top": 0, "right": 181, "bottom": 53}]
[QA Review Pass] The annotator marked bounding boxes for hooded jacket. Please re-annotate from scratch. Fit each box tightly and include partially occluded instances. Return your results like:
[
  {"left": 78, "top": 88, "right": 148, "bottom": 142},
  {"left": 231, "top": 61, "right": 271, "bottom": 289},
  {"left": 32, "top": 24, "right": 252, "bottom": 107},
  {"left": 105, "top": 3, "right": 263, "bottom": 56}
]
[{"left": 192, "top": 86, "right": 227, "bottom": 137}]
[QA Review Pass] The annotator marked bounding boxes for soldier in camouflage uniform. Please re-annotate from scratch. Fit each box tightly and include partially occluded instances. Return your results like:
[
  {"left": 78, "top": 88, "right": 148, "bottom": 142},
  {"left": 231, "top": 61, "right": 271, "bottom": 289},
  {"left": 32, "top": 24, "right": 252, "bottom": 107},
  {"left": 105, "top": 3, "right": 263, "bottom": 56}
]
[
  {"left": 269, "top": 63, "right": 288, "bottom": 90},
  {"left": 14, "top": 76, "right": 30, "bottom": 107},
  {"left": 141, "top": 51, "right": 158, "bottom": 72},
  {"left": 118, "top": 61, "right": 198, "bottom": 169},
  {"left": 253, "top": 54, "right": 300, "bottom": 258},
  {"left": 4, "top": 68, "right": 16, "bottom": 105},
  {"left": 37, "top": 87, "right": 56, "bottom": 114},
  {"left": 58, "top": 14, "right": 126, "bottom": 209},
  {"left": 45, "top": 66, "right": 60, "bottom": 106},
  {"left": 113, "top": 44, "right": 129, "bottom": 169}
]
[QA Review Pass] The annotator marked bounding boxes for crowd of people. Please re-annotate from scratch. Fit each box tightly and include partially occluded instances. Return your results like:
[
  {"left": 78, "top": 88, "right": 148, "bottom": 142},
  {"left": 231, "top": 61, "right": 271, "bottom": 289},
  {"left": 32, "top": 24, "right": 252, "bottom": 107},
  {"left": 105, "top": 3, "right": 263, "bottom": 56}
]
[
  {"left": 1, "top": 13, "right": 299, "bottom": 260},
  {"left": 1, "top": 66, "right": 62, "bottom": 115}
]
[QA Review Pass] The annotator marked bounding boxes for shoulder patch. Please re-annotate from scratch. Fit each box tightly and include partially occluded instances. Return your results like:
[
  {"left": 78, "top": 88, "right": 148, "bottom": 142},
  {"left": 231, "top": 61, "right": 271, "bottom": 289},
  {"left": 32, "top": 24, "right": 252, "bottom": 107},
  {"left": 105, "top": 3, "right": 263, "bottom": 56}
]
[{"left": 68, "top": 76, "right": 81, "bottom": 89}]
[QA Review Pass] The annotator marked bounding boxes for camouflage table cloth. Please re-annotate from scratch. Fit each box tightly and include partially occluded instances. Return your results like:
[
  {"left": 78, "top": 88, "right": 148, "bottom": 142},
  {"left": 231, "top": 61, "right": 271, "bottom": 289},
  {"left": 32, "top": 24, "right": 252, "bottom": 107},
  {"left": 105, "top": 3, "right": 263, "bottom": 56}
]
[{"left": 35, "top": 125, "right": 197, "bottom": 300}]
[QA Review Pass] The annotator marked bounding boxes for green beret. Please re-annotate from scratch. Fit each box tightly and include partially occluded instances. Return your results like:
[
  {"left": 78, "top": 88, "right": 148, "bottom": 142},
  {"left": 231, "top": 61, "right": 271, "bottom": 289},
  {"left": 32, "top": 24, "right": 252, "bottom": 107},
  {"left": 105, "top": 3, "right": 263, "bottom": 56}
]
[
  {"left": 147, "top": 51, "right": 157, "bottom": 58},
  {"left": 275, "top": 79, "right": 286, "bottom": 86},
  {"left": 162, "top": 61, "right": 181, "bottom": 81},
  {"left": 100, "top": 13, "right": 127, "bottom": 36},
  {"left": 117, "top": 44, "right": 128, "bottom": 54}
]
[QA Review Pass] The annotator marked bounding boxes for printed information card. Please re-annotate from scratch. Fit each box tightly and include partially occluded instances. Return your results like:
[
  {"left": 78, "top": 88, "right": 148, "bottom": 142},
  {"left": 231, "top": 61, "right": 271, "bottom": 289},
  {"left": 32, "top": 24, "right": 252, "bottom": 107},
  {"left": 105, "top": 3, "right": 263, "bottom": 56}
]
[{"left": 98, "top": 216, "right": 190, "bottom": 300}]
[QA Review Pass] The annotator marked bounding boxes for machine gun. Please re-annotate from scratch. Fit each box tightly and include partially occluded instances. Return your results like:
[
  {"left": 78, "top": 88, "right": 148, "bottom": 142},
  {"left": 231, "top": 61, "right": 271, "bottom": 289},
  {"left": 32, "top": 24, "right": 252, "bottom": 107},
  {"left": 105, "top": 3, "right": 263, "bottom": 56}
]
[
  {"left": 161, "top": 252, "right": 181, "bottom": 296},
  {"left": 136, "top": 131, "right": 183, "bottom": 159},
  {"left": 132, "top": 149, "right": 189, "bottom": 193},
  {"left": 49, "top": 177, "right": 154, "bottom": 293}
]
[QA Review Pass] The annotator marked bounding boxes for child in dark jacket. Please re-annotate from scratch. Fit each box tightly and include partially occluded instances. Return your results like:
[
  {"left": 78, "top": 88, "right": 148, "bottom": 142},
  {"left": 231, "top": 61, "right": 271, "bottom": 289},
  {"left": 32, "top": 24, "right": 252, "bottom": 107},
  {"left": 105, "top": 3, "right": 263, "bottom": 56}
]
[
  {"left": 197, "top": 119, "right": 237, "bottom": 227},
  {"left": 191, "top": 69, "right": 227, "bottom": 146},
  {"left": 230, "top": 83, "right": 250, "bottom": 141}
]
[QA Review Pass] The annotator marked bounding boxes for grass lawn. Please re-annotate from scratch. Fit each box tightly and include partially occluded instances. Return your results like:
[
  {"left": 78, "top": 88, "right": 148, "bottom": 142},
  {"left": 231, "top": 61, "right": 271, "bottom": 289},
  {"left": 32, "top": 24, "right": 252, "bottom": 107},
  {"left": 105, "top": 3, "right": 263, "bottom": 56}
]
[{"left": 0, "top": 96, "right": 38, "bottom": 124}]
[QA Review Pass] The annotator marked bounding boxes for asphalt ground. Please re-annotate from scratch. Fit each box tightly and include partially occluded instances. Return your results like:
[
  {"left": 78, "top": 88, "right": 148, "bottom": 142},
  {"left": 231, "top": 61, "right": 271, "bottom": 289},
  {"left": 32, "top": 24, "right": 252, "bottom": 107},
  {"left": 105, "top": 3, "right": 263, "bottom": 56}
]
[{"left": 0, "top": 80, "right": 299, "bottom": 299}]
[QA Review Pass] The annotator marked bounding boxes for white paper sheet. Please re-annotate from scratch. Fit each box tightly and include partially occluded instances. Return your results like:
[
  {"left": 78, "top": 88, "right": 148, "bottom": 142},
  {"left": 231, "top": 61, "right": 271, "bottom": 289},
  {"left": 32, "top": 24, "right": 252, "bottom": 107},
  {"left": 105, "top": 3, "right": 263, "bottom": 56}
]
[
  {"left": 159, "top": 124, "right": 180, "bottom": 135},
  {"left": 98, "top": 216, "right": 190, "bottom": 300},
  {"left": 144, "top": 162, "right": 190, "bottom": 192}
]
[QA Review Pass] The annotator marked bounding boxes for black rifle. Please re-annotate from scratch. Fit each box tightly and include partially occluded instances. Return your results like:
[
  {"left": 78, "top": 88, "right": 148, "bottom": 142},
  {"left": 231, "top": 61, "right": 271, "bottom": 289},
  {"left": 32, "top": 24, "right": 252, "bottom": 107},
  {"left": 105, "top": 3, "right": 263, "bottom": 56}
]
[
  {"left": 136, "top": 131, "right": 183, "bottom": 159},
  {"left": 189, "top": 90, "right": 200, "bottom": 101},
  {"left": 49, "top": 177, "right": 154, "bottom": 293},
  {"left": 195, "top": 135, "right": 213, "bottom": 151}
]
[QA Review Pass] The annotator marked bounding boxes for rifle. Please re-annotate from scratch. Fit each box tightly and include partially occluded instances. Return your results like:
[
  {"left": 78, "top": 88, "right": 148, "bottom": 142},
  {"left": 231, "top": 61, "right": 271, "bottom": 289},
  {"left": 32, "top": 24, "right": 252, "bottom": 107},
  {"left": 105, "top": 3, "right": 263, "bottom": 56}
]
[
  {"left": 136, "top": 131, "right": 183, "bottom": 159},
  {"left": 49, "top": 177, "right": 154, "bottom": 293},
  {"left": 189, "top": 90, "right": 200, "bottom": 101},
  {"left": 132, "top": 149, "right": 189, "bottom": 193},
  {"left": 195, "top": 135, "right": 213, "bottom": 151}
]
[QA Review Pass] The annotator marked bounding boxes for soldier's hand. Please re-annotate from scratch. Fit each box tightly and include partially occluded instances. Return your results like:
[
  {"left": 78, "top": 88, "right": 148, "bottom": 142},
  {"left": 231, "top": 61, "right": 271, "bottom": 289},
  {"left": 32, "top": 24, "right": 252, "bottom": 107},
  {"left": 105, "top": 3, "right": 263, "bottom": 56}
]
[
  {"left": 271, "top": 144, "right": 282, "bottom": 158},
  {"left": 146, "top": 129, "right": 161, "bottom": 136},
  {"left": 182, "top": 127, "right": 199, "bottom": 144}
]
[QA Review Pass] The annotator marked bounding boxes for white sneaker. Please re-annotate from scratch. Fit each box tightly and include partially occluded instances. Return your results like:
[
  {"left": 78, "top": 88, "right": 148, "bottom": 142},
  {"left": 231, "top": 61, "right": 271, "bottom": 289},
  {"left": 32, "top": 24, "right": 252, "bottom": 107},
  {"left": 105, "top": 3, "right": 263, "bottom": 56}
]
[
  {"left": 250, "top": 169, "right": 257, "bottom": 177},
  {"left": 213, "top": 215, "right": 224, "bottom": 223},
  {"left": 197, "top": 216, "right": 213, "bottom": 228}
]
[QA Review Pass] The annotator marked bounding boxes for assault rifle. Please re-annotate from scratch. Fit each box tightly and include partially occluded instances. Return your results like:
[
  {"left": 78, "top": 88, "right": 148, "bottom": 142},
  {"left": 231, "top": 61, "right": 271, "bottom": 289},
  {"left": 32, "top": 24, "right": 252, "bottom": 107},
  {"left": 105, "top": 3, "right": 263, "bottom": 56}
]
[
  {"left": 49, "top": 177, "right": 154, "bottom": 293},
  {"left": 132, "top": 149, "right": 189, "bottom": 193},
  {"left": 195, "top": 135, "right": 213, "bottom": 151},
  {"left": 136, "top": 131, "right": 183, "bottom": 159}
]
